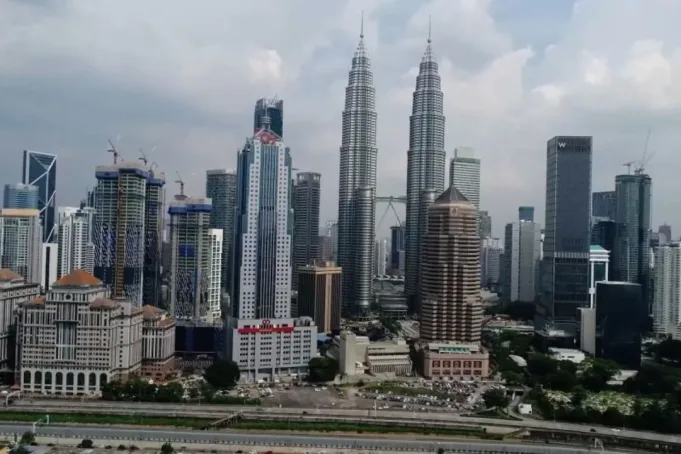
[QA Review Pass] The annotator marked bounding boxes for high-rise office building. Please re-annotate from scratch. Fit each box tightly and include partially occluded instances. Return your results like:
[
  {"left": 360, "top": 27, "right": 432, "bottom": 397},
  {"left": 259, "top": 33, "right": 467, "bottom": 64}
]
[
  {"left": 502, "top": 220, "right": 541, "bottom": 303},
  {"left": 93, "top": 162, "right": 148, "bottom": 305},
  {"left": 518, "top": 206, "right": 535, "bottom": 222},
  {"left": 374, "top": 239, "right": 387, "bottom": 276},
  {"left": 293, "top": 172, "right": 321, "bottom": 290},
  {"left": 591, "top": 220, "right": 616, "bottom": 253},
  {"left": 659, "top": 224, "right": 673, "bottom": 245},
  {"left": 22, "top": 150, "right": 57, "bottom": 242},
  {"left": 0, "top": 209, "right": 42, "bottom": 284},
  {"left": 337, "top": 25, "right": 378, "bottom": 315},
  {"left": 168, "top": 196, "right": 215, "bottom": 321},
  {"left": 592, "top": 191, "right": 616, "bottom": 221},
  {"left": 205, "top": 169, "right": 237, "bottom": 292},
  {"left": 390, "top": 223, "right": 406, "bottom": 272},
  {"left": 254, "top": 97, "right": 283, "bottom": 138},
  {"left": 144, "top": 170, "right": 165, "bottom": 306},
  {"left": 540, "top": 136, "right": 592, "bottom": 329},
  {"left": 3, "top": 184, "right": 38, "bottom": 210},
  {"left": 481, "top": 238, "right": 502, "bottom": 290},
  {"left": 207, "top": 228, "right": 223, "bottom": 323},
  {"left": 298, "top": 261, "right": 342, "bottom": 333},
  {"left": 420, "top": 186, "right": 481, "bottom": 343},
  {"left": 613, "top": 173, "right": 651, "bottom": 284},
  {"left": 57, "top": 206, "right": 95, "bottom": 278},
  {"left": 226, "top": 119, "right": 316, "bottom": 382},
  {"left": 479, "top": 210, "right": 492, "bottom": 239},
  {"left": 449, "top": 147, "right": 480, "bottom": 210},
  {"left": 653, "top": 243, "right": 681, "bottom": 338},
  {"left": 404, "top": 33, "right": 446, "bottom": 308},
  {"left": 326, "top": 221, "right": 338, "bottom": 262},
  {"left": 318, "top": 236, "right": 334, "bottom": 261}
]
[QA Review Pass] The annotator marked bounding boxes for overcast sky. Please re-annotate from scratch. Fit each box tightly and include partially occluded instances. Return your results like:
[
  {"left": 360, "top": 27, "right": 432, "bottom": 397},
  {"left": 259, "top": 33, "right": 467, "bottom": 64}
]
[{"left": 1, "top": 0, "right": 680, "bottom": 238}]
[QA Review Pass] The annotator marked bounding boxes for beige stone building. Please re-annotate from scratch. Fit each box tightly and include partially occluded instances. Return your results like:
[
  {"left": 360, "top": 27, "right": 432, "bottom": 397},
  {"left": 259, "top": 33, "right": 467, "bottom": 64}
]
[
  {"left": 423, "top": 343, "right": 490, "bottom": 380},
  {"left": 420, "top": 186, "right": 482, "bottom": 343},
  {"left": 16, "top": 270, "right": 145, "bottom": 395},
  {"left": 141, "top": 305, "right": 176, "bottom": 380},
  {"left": 0, "top": 269, "right": 40, "bottom": 381},
  {"left": 297, "top": 261, "right": 341, "bottom": 333}
]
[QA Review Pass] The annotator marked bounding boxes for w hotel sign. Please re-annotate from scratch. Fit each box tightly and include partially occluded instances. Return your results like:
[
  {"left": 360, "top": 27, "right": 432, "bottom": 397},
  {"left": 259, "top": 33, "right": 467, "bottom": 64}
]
[{"left": 554, "top": 136, "right": 592, "bottom": 150}]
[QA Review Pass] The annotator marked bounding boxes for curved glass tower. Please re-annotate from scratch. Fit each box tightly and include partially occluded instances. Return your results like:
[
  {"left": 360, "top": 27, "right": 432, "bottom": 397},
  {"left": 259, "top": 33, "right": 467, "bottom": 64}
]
[
  {"left": 404, "top": 33, "right": 446, "bottom": 309},
  {"left": 337, "top": 22, "right": 378, "bottom": 314}
]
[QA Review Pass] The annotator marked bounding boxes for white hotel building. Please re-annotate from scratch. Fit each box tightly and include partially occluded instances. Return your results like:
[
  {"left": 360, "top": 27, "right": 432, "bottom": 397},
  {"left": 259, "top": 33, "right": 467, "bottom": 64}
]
[{"left": 225, "top": 121, "right": 316, "bottom": 382}]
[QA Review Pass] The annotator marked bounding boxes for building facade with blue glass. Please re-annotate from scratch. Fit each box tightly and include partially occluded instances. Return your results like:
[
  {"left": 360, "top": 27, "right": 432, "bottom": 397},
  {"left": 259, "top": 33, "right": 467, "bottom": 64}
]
[
  {"left": 3, "top": 183, "right": 39, "bottom": 210},
  {"left": 22, "top": 150, "right": 57, "bottom": 242}
]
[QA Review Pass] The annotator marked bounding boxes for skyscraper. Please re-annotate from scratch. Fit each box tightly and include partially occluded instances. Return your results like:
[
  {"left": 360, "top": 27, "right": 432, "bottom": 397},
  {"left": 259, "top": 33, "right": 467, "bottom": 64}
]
[
  {"left": 659, "top": 224, "right": 673, "bottom": 245},
  {"left": 404, "top": 32, "right": 446, "bottom": 307},
  {"left": 374, "top": 239, "right": 387, "bottom": 276},
  {"left": 481, "top": 238, "right": 502, "bottom": 290},
  {"left": 518, "top": 206, "right": 535, "bottom": 222},
  {"left": 93, "top": 161, "right": 148, "bottom": 305},
  {"left": 479, "top": 211, "right": 492, "bottom": 238},
  {"left": 390, "top": 223, "right": 406, "bottom": 272},
  {"left": 168, "top": 196, "right": 214, "bottom": 321},
  {"left": 205, "top": 169, "right": 237, "bottom": 292},
  {"left": 144, "top": 170, "right": 165, "bottom": 306},
  {"left": 337, "top": 22, "right": 378, "bottom": 315},
  {"left": 57, "top": 206, "right": 95, "bottom": 278},
  {"left": 420, "top": 186, "right": 481, "bottom": 343},
  {"left": 0, "top": 209, "right": 42, "bottom": 284},
  {"left": 613, "top": 173, "right": 652, "bottom": 284},
  {"left": 254, "top": 97, "right": 283, "bottom": 138},
  {"left": 502, "top": 220, "right": 542, "bottom": 303},
  {"left": 449, "top": 147, "right": 480, "bottom": 209},
  {"left": 653, "top": 242, "right": 681, "bottom": 338},
  {"left": 540, "top": 136, "right": 592, "bottom": 329},
  {"left": 293, "top": 172, "right": 321, "bottom": 290},
  {"left": 22, "top": 150, "right": 57, "bottom": 242},
  {"left": 231, "top": 125, "right": 292, "bottom": 319},
  {"left": 592, "top": 191, "right": 616, "bottom": 220},
  {"left": 3, "top": 183, "right": 38, "bottom": 209}
]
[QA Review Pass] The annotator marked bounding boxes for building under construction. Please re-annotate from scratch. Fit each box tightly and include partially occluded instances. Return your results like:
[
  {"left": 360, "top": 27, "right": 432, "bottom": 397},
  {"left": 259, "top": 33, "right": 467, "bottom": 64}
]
[
  {"left": 143, "top": 170, "right": 165, "bottom": 305},
  {"left": 168, "top": 196, "right": 217, "bottom": 321},
  {"left": 93, "top": 161, "right": 148, "bottom": 305}
]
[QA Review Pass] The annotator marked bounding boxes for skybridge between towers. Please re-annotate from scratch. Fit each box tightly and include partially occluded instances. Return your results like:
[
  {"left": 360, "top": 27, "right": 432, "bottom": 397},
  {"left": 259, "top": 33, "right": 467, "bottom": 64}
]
[{"left": 376, "top": 195, "right": 406, "bottom": 231}]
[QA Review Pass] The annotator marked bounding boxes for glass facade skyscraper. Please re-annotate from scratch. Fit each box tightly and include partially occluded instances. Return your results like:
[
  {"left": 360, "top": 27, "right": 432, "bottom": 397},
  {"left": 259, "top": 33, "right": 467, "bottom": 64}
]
[
  {"left": 540, "top": 136, "right": 592, "bottom": 329},
  {"left": 3, "top": 183, "right": 38, "bottom": 210},
  {"left": 22, "top": 150, "right": 57, "bottom": 242},
  {"left": 205, "top": 169, "right": 237, "bottom": 292},
  {"left": 292, "top": 172, "right": 321, "bottom": 290},
  {"left": 253, "top": 98, "right": 283, "bottom": 138},
  {"left": 592, "top": 191, "right": 616, "bottom": 220}
]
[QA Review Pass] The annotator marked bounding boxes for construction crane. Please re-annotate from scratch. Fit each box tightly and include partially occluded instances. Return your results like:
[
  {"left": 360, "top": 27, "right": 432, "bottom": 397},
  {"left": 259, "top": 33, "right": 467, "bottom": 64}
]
[
  {"left": 107, "top": 139, "right": 122, "bottom": 164},
  {"left": 175, "top": 172, "right": 185, "bottom": 197},
  {"left": 622, "top": 161, "right": 636, "bottom": 174},
  {"left": 635, "top": 128, "right": 655, "bottom": 175},
  {"left": 138, "top": 148, "right": 148, "bottom": 166}
]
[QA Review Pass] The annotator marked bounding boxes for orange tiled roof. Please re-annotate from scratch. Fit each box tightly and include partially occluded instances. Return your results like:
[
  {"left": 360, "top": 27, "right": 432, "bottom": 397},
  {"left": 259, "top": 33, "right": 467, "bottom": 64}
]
[
  {"left": 53, "top": 269, "right": 102, "bottom": 287},
  {"left": 90, "top": 298, "right": 118, "bottom": 310},
  {"left": 0, "top": 269, "right": 23, "bottom": 282}
]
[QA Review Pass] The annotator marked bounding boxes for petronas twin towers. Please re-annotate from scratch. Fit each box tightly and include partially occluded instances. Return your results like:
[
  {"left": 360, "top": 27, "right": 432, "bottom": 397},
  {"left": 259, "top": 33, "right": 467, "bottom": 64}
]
[{"left": 337, "top": 19, "right": 446, "bottom": 315}]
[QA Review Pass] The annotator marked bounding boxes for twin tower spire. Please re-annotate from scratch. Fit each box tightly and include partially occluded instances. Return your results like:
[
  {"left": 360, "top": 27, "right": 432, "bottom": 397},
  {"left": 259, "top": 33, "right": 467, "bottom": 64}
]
[{"left": 337, "top": 13, "right": 445, "bottom": 315}]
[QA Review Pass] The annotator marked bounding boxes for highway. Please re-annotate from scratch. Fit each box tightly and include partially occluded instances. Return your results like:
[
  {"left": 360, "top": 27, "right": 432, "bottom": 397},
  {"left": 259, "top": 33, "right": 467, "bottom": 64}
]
[
  {"left": 11, "top": 399, "right": 681, "bottom": 445},
  {"left": 0, "top": 422, "right": 621, "bottom": 453}
]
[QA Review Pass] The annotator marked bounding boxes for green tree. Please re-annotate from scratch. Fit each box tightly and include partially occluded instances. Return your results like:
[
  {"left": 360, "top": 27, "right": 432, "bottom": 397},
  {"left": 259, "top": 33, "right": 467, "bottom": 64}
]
[
  {"left": 501, "top": 370, "right": 525, "bottom": 386},
  {"left": 527, "top": 354, "right": 557, "bottom": 377},
  {"left": 161, "top": 442, "right": 174, "bottom": 454},
  {"left": 204, "top": 359, "right": 240, "bottom": 389},
  {"left": 19, "top": 431, "right": 34, "bottom": 445},
  {"left": 78, "top": 439, "right": 94, "bottom": 448},
  {"left": 308, "top": 357, "right": 339, "bottom": 382},
  {"left": 482, "top": 388, "right": 509, "bottom": 410},
  {"left": 570, "top": 385, "right": 588, "bottom": 407}
]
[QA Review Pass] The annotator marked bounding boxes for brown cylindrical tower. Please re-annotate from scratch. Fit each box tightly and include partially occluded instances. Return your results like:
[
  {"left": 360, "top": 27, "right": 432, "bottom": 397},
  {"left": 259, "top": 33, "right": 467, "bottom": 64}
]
[{"left": 420, "top": 186, "right": 482, "bottom": 343}]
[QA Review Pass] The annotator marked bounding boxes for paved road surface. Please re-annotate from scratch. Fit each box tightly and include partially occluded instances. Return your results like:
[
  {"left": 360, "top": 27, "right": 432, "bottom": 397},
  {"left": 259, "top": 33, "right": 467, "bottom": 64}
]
[
  {"left": 0, "top": 422, "right": 619, "bottom": 453},
  {"left": 11, "top": 399, "right": 680, "bottom": 444}
]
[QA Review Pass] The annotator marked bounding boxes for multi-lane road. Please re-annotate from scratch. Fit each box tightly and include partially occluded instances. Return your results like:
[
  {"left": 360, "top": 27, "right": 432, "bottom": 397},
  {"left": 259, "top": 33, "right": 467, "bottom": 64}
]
[
  {"left": 11, "top": 399, "right": 681, "bottom": 445},
  {"left": 0, "top": 422, "right": 622, "bottom": 453}
]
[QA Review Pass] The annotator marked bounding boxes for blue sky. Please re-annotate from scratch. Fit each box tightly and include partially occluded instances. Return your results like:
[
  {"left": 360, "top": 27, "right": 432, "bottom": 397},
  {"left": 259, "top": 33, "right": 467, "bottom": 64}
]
[{"left": 1, "top": 0, "right": 680, "bottom": 236}]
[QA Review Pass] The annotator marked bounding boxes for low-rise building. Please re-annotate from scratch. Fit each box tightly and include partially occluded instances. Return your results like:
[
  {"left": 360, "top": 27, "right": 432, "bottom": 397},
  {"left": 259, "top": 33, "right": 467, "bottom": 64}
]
[
  {"left": 338, "top": 331, "right": 370, "bottom": 376},
  {"left": 225, "top": 317, "right": 317, "bottom": 382},
  {"left": 141, "top": 305, "right": 176, "bottom": 380},
  {"left": 548, "top": 347, "right": 585, "bottom": 364},
  {"left": 16, "top": 270, "right": 145, "bottom": 395},
  {"left": 422, "top": 343, "right": 490, "bottom": 380},
  {"left": 365, "top": 340, "right": 412, "bottom": 376},
  {"left": 0, "top": 269, "right": 40, "bottom": 382}
]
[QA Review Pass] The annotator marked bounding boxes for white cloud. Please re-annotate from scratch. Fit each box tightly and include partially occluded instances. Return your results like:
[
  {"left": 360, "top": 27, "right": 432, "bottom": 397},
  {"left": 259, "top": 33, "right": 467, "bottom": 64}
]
[{"left": 1, "top": 0, "right": 681, "bottom": 235}]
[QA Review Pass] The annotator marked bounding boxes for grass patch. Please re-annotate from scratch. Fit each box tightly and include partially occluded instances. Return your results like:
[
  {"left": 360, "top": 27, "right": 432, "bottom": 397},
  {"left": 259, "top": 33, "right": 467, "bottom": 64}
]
[{"left": 0, "top": 412, "right": 209, "bottom": 429}]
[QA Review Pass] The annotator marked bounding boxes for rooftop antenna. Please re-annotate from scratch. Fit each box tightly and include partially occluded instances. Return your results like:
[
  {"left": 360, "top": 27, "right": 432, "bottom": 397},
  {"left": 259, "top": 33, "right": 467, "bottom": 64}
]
[
  {"left": 428, "top": 15, "right": 432, "bottom": 43},
  {"left": 107, "top": 139, "right": 122, "bottom": 164},
  {"left": 360, "top": 10, "right": 364, "bottom": 39},
  {"left": 175, "top": 171, "right": 185, "bottom": 197}
]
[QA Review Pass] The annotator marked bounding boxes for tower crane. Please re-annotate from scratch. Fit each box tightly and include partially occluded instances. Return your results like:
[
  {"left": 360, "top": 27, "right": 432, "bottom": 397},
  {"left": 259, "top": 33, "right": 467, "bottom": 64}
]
[
  {"left": 622, "top": 161, "right": 636, "bottom": 175},
  {"left": 107, "top": 139, "right": 123, "bottom": 164},
  {"left": 138, "top": 148, "right": 148, "bottom": 166},
  {"left": 175, "top": 172, "right": 185, "bottom": 197}
]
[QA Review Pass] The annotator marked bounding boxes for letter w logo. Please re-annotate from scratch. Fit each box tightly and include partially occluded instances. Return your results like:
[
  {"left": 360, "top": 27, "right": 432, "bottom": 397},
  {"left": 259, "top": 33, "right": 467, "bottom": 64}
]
[{"left": 558, "top": 142, "right": 566, "bottom": 148}]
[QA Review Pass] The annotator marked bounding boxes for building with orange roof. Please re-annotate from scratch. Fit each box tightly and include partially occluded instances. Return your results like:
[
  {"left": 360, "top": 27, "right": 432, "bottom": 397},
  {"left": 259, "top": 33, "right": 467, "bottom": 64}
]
[
  {"left": 141, "top": 304, "right": 175, "bottom": 380},
  {"left": 16, "top": 269, "right": 145, "bottom": 395},
  {"left": 0, "top": 269, "right": 40, "bottom": 383}
]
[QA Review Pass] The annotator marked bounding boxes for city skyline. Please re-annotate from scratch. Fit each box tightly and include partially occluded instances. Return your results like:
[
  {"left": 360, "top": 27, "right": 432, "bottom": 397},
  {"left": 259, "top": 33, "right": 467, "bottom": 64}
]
[{"left": 1, "top": 1, "right": 679, "bottom": 237}]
